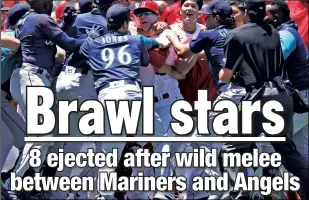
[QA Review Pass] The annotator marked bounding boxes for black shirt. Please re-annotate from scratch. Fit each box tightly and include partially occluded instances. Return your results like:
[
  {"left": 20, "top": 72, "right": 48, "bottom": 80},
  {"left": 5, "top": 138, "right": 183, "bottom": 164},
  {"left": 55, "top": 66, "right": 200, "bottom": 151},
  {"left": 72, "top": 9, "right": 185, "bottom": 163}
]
[{"left": 223, "top": 22, "right": 285, "bottom": 86}]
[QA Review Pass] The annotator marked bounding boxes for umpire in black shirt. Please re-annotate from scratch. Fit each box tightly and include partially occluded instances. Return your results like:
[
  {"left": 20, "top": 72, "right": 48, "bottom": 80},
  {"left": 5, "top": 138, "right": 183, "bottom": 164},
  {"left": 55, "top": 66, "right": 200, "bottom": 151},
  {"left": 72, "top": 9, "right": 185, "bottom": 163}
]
[{"left": 219, "top": 0, "right": 309, "bottom": 199}]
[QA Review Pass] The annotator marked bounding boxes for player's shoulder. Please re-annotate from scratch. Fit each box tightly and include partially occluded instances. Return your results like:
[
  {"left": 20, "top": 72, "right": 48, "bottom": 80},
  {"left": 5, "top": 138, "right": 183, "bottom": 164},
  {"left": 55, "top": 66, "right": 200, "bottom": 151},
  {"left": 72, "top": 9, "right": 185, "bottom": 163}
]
[
  {"left": 35, "top": 13, "right": 55, "bottom": 25},
  {"left": 127, "top": 34, "right": 143, "bottom": 45},
  {"left": 37, "top": 13, "right": 54, "bottom": 20},
  {"left": 76, "top": 12, "right": 92, "bottom": 20},
  {"left": 74, "top": 12, "right": 91, "bottom": 24},
  {"left": 195, "top": 29, "right": 213, "bottom": 39},
  {"left": 231, "top": 23, "right": 254, "bottom": 35}
]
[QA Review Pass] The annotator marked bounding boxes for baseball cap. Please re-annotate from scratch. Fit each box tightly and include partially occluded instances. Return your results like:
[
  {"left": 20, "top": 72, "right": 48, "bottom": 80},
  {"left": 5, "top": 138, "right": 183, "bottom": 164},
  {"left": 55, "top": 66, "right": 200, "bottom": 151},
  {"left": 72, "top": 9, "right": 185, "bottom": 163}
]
[
  {"left": 94, "top": 0, "right": 115, "bottom": 6},
  {"left": 1, "top": 2, "right": 10, "bottom": 11},
  {"left": 106, "top": 4, "right": 131, "bottom": 24},
  {"left": 244, "top": 0, "right": 265, "bottom": 11},
  {"left": 8, "top": 2, "right": 30, "bottom": 25},
  {"left": 79, "top": 0, "right": 93, "bottom": 8},
  {"left": 133, "top": 1, "right": 159, "bottom": 16},
  {"left": 200, "top": 1, "right": 233, "bottom": 17}
]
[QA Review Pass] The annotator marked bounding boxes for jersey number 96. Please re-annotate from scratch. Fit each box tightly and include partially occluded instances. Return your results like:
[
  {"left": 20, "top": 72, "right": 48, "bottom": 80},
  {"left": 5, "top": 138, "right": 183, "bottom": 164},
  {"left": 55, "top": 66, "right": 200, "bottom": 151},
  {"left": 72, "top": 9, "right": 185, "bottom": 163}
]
[{"left": 101, "top": 44, "right": 132, "bottom": 68}]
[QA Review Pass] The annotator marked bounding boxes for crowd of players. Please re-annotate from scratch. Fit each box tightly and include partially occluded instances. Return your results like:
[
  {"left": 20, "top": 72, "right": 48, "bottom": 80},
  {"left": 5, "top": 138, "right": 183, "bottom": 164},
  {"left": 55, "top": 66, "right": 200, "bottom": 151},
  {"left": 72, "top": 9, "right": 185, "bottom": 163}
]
[{"left": 1, "top": 0, "right": 308, "bottom": 199}]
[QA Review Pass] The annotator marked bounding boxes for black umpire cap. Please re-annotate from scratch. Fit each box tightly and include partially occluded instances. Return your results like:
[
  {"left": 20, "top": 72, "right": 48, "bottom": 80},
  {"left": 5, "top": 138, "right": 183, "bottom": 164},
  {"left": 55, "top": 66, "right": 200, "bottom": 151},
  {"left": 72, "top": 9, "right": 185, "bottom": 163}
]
[
  {"left": 8, "top": 2, "right": 30, "bottom": 26},
  {"left": 200, "top": 0, "right": 233, "bottom": 17},
  {"left": 244, "top": 0, "right": 266, "bottom": 11},
  {"left": 106, "top": 4, "right": 131, "bottom": 25}
]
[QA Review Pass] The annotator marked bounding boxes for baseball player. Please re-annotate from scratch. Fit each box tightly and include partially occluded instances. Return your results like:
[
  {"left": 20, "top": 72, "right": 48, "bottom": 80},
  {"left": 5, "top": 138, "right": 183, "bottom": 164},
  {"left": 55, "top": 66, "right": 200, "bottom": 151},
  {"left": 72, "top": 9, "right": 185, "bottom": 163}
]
[
  {"left": 165, "top": 2, "right": 246, "bottom": 199},
  {"left": 133, "top": 2, "right": 192, "bottom": 199},
  {"left": 1, "top": 3, "right": 30, "bottom": 200},
  {"left": 9, "top": 0, "right": 89, "bottom": 193},
  {"left": 69, "top": 4, "right": 169, "bottom": 199},
  {"left": 53, "top": 1, "right": 113, "bottom": 199}
]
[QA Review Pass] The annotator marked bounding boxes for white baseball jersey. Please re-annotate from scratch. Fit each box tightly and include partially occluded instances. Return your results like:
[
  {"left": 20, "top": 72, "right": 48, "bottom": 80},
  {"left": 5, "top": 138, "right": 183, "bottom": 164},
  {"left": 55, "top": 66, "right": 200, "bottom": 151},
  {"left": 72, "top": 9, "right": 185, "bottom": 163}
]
[
  {"left": 170, "top": 22, "right": 205, "bottom": 43},
  {"left": 139, "top": 30, "right": 179, "bottom": 97}
]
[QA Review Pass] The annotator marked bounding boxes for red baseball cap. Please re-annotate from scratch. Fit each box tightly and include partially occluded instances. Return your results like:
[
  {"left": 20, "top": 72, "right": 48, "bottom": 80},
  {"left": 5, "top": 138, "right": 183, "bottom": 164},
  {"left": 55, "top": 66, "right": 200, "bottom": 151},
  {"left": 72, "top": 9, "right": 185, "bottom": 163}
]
[{"left": 133, "top": 1, "right": 159, "bottom": 16}]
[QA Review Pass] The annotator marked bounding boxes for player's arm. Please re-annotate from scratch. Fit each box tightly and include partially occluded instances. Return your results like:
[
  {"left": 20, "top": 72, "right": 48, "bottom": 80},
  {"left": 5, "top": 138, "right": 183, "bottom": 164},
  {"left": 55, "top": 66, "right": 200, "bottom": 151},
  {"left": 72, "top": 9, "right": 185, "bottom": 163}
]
[
  {"left": 219, "top": 33, "right": 243, "bottom": 83},
  {"left": 168, "top": 33, "right": 207, "bottom": 75},
  {"left": 36, "top": 15, "right": 85, "bottom": 52},
  {"left": 149, "top": 48, "right": 170, "bottom": 68},
  {"left": 139, "top": 39, "right": 150, "bottom": 67},
  {"left": 139, "top": 35, "right": 160, "bottom": 50},
  {"left": 67, "top": 40, "right": 90, "bottom": 68},
  {"left": 1, "top": 35, "right": 20, "bottom": 51},
  {"left": 154, "top": 64, "right": 186, "bottom": 80}
]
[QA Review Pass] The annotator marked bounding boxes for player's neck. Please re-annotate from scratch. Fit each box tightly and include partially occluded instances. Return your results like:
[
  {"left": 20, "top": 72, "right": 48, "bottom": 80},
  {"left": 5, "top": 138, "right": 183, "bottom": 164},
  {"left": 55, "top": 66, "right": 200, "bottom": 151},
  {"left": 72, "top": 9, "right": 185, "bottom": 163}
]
[{"left": 180, "top": 21, "right": 196, "bottom": 34}]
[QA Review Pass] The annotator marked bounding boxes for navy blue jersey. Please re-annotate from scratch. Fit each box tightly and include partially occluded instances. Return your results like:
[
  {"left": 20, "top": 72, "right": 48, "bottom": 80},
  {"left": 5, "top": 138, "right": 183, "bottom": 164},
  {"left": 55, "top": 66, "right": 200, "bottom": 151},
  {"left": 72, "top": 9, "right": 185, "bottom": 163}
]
[
  {"left": 64, "top": 8, "right": 108, "bottom": 67},
  {"left": 277, "top": 20, "right": 309, "bottom": 91},
  {"left": 72, "top": 8, "right": 108, "bottom": 39},
  {"left": 15, "top": 11, "right": 62, "bottom": 72},
  {"left": 80, "top": 31, "right": 149, "bottom": 90},
  {"left": 189, "top": 25, "right": 231, "bottom": 89}
]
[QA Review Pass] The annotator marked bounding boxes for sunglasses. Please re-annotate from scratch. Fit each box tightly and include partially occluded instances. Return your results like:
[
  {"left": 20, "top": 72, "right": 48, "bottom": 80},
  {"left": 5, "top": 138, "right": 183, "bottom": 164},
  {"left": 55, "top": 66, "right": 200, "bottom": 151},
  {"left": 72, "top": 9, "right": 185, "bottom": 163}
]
[{"left": 136, "top": 11, "right": 154, "bottom": 17}]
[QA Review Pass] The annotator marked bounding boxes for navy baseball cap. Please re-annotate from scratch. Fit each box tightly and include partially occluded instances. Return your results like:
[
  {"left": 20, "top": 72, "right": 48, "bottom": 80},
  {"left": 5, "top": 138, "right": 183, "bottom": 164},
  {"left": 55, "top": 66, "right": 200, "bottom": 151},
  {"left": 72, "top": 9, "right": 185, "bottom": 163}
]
[
  {"left": 106, "top": 4, "right": 131, "bottom": 24},
  {"left": 94, "top": 0, "right": 115, "bottom": 6},
  {"left": 1, "top": 2, "right": 10, "bottom": 11},
  {"left": 200, "top": 1, "right": 233, "bottom": 17},
  {"left": 8, "top": 2, "right": 30, "bottom": 25},
  {"left": 79, "top": 0, "right": 93, "bottom": 8}
]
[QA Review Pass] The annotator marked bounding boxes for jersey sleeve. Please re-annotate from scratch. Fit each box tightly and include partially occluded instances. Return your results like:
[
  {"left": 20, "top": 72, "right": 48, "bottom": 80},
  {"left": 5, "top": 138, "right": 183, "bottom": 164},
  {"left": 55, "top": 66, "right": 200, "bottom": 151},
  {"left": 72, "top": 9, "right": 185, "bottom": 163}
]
[
  {"left": 67, "top": 39, "right": 89, "bottom": 68},
  {"left": 36, "top": 14, "right": 63, "bottom": 40},
  {"left": 189, "top": 31, "right": 210, "bottom": 53},
  {"left": 149, "top": 48, "right": 170, "bottom": 68},
  {"left": 139, "top": 35, "right": 159, "bottom": 50},
  {"left": 223, "top": 33, "right": 243, "bottom": 73},
  {"left": 279, "top": 30, "right": 297, "bottom": 60},
  {"left": 139, "top": 38, "right": 150, "bottom": 67},
  {"left": 80, "top": 39, "right": 90, "bottom": 57}
]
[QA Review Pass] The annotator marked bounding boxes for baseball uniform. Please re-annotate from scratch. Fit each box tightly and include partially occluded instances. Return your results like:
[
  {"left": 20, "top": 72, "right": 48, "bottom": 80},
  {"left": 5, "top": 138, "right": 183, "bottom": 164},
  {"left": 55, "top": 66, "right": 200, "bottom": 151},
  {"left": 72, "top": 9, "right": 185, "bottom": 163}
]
[
  {"left": 10, "top": 7, "right": 85, "bottom": 182},
  {"left": 186, "top": 3, "right": 246, "bottom": 199},
  {"left": 72, "top": 4, "right": 167, "bottom": 199},
  {"left": 53, "top": 5, "right": 109, "bottom": 200}
]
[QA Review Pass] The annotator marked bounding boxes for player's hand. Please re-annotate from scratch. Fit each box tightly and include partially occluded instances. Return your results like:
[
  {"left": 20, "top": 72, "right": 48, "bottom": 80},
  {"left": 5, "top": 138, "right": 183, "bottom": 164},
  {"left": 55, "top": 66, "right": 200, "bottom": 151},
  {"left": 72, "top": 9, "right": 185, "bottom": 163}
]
[
  {"left": 153, "top": 22, "right": 168, "bottom": 35},
  {"left": 63, "top": 5, "right": 77, "bottom": 25},
  {"left": 86, "top": 25, "right": 105, "bottom": 42}
]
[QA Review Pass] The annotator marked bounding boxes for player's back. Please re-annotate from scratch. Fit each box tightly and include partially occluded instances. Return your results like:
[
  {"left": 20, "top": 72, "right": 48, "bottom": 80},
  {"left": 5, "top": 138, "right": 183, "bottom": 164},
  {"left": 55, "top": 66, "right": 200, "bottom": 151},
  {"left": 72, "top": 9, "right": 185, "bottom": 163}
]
[
  {"left": 72, "top": 8, "right": 108, "bottom": 39},
  {"left": 15, "top": 12, "right": 60, "bottom": 70},
  {"left": 81, "top": 32, "right": 145, "bottom": 90}
]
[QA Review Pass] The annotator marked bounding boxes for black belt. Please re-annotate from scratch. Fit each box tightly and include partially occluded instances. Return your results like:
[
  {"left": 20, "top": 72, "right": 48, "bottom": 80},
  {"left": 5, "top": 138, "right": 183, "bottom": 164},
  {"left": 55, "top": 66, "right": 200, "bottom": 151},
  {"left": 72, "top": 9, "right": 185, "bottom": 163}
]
[
  {"left": 96, "top": 80, "right": 141, "bottom": 94},
  {"left": 155, "top": 72, "right": 166, "bottom": 76},
  {"left": 22, "top": 65, "right": 52, "bottom": 81},
  {"left": 37, "top": 68, "right": 51, "bottom": 80},
  {"left": 246, "top": 81, "right": 275, "bottom": 92},
  {"left": 62, "top": 65, "right": 89, "bottom": 75}
]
